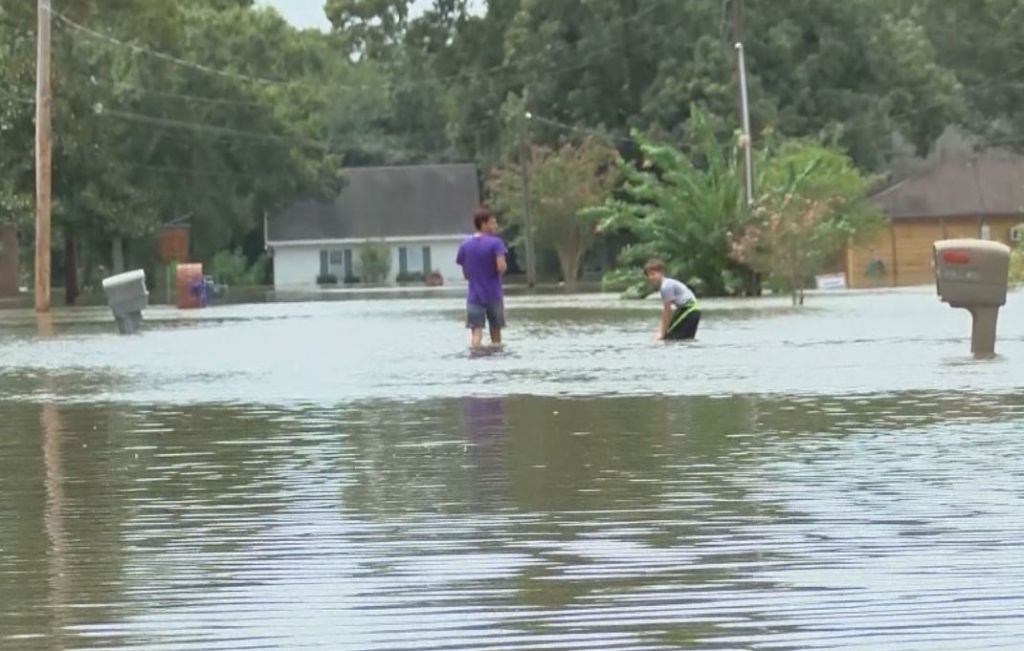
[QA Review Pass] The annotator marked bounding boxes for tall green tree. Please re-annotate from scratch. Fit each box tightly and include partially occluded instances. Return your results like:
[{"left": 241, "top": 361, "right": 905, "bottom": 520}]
[
  {"left": 1, "top": 0, "right": 343, "bottom": 297},
  {"left": 489, "top": 135, "right": 619, "bottom": 290}
]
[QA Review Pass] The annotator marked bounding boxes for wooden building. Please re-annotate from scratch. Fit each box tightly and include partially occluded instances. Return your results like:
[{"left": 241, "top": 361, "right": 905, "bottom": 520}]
[{"left": 845, "top": 150, "right": 1024, "bottom": 288}]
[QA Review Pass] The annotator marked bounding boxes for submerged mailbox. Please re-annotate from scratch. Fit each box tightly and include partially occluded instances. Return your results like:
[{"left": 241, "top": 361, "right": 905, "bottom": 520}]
[
  {"left": 101, "top": 270, "right": 149, "bottom": 335},
  {"left": 933, "top": 239, "right": 1011, "bottom": 357}
]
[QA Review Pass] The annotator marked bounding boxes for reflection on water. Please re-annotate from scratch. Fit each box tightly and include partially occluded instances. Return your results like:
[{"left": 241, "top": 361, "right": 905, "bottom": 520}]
[{"left": 2, "top": 394, "right": 1024, "bottom": 650}]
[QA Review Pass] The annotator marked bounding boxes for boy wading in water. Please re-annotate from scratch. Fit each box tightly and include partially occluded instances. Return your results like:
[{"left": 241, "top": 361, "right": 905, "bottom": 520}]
[
  {"left": 644, "top": 259, "right": 701, "bottom": 341},
  {"left": 456, "top": 208, "right": 509, "bottom": 348}
]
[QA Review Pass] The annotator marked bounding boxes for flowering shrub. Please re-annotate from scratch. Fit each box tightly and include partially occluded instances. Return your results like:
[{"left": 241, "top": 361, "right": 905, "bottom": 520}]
[{"left": 729, "top": 143, "right": 884, "bottom": 305}]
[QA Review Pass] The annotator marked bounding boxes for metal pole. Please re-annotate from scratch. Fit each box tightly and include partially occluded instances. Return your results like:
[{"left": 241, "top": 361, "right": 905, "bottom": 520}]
[
  {"left": 735, "top": 42, "right": 754, "bottom": 208},
  {"left": 35, "top": 0, "right": 53, "bottom": 312},
  {"left": 518, "top": 94, "right": 536, "bottom": 289}
]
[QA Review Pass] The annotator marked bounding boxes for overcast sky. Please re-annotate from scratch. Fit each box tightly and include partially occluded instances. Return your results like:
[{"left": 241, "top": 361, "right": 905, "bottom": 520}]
[{"left": 260, "top": 0, "right": 481, "bottom": 31}]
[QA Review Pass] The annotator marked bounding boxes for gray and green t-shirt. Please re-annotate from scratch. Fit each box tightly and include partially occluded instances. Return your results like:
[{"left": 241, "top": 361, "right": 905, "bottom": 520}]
[{"left": 660, "top": 277, "right": 696, "bottom": 308}]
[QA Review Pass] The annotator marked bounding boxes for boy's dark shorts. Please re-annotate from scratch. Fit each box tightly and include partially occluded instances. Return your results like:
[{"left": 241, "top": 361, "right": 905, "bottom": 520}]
[
  {"left": 467, "top": 301, "right": 505, "bottom": 330},
  {"left": 666, "top": 302, "right": 700, "bottom": 340}
]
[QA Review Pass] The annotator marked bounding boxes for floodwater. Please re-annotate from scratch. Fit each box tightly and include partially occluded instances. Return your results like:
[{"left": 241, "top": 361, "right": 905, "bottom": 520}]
[{"left": 2, "top": 288, "right": 1023, "bottom": 650}]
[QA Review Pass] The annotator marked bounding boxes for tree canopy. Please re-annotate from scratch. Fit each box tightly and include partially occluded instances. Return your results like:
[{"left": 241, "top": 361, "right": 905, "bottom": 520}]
[{"left": 1, "top": 0, "right": 1021, "bottom": 297}]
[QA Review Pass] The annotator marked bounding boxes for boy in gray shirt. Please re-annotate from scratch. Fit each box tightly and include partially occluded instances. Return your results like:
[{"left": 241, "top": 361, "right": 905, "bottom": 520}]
[{"left": 644, "top": 259, "right": 701, "bottom": 341}]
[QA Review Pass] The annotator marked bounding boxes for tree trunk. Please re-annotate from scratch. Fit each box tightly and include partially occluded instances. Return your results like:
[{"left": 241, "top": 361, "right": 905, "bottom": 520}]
[
  {"left": 558, "top": 250, "right": 582, "bottom": 293},
  {"left": 111, "top": 236, "right": 125, "bottom": 274},
  {"left": 64, "top": 230, "right": 78, "bottom": 306}
]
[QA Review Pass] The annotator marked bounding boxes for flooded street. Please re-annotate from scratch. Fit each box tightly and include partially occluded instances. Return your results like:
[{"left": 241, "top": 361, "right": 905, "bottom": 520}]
[{"left": 2, "top": 288, "right": 1024, "bottom": 650}]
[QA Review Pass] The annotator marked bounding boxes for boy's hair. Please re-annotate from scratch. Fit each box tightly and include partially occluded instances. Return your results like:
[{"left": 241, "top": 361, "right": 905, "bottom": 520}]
[
  {"left": 473, "top": 208, "right": 495, "bottom": 231},
  {"left": 644, "top": 259, "right": 665, "bottom": 275}
]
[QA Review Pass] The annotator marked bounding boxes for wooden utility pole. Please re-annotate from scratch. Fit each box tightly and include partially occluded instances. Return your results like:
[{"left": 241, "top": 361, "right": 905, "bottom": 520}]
[
  {"left": 517, "top": 92, "right": 536, "bottom": 289},
  {"left": 35, "top": 0, "right": 53, "bottom": 312}
]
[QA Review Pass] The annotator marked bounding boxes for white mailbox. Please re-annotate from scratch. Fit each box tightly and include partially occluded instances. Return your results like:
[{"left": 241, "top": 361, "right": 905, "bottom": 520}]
[
  {"left": 101, "top": 269, "right": 149, "bottom": 335},
  {"left": 933, "top": 239, "right": 1011, "bottom": 357}
]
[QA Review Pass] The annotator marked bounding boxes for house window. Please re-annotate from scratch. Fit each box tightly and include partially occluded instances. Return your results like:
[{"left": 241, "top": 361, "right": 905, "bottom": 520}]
[
  {"left": 980, "top": 221, "right": 991, "bottom": 240},
  {"left": 422, "top": 246, "right": 432, "bottom": 274},
  {"left": 398, "top": 247, "right": 409, "bottom": 276},
  {"left": 319, "top": 250, "right": 329, "bottom": 276}
]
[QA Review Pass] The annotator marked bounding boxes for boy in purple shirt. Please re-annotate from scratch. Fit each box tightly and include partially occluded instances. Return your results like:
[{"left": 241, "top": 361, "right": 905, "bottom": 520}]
[{"left": 456, "top": 208, "right": 509, "bottom": 348}]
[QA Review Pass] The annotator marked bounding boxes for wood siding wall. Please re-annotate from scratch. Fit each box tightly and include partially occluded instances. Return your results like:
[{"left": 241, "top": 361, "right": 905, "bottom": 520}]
[{"left": 845, "top": 215, "right": 1022, "bottom": 289}]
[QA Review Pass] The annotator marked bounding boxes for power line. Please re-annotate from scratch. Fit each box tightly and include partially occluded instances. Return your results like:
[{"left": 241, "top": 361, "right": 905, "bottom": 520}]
[
  {"left": 92, "top": 107, "right": 330, "bottom": 149},
  {"left": 49, "top": 0, "right": 674, "bottom": 94}
]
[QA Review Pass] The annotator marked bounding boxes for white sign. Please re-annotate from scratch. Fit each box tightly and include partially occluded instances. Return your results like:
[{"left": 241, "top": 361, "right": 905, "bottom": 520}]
[{"left": 815, "top": 273, "right": 848, "bottom": 291}]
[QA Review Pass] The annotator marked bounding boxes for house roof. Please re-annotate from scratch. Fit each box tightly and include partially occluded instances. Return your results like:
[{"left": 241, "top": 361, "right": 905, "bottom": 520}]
[
  {"left": 267, "top": 164, "right": 480, "bottom": 242},
  {"left": 870, "top": 149, "right": 1024, "bottom": 219}
]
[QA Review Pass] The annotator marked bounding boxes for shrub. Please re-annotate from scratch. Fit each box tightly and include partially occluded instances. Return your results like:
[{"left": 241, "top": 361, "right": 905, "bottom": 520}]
[
  {"left": 210, "top": 248, "right": 269, "bottom": 286},
  {"left": 1011, "top": 246, "right": 1024, "bottom": 285},
  {"left": 317, "top": 273, "right": 338, "bottom": 285},
  {"left": 396, "top": 271, "right": 425, "bottom": 284},
  {"left": 360, "top": 241, "right": 391, "bottom": 284}
]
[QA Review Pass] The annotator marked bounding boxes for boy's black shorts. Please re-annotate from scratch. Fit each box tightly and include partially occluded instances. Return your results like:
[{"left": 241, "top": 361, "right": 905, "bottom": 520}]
[{"left": 666, "top": 302, "right": 700, "bottom": 340}]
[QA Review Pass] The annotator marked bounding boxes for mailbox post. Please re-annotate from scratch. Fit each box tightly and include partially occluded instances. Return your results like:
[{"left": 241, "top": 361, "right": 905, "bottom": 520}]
[
  {"left": 933, "top": 239, "right": 1011, "bottom": 358},
  {"left": 101, "top": 270, "right": 149, "bottom": 335}
]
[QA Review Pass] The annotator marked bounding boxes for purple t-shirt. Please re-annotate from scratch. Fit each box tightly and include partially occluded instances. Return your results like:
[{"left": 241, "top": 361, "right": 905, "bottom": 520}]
[{"left": 456, "top": 234, "right": 508, "bottom": 306}]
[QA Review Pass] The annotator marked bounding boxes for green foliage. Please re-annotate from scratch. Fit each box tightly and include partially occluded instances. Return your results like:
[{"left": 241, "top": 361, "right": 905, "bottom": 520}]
[
  {"left": 1, "top": 0, "right": 1021, "bottom": 300},
  {"left": 360, "top": 241, "right": 392, "bottom": 284},
  {"left": 317, "top": 273, "right": 339, "bottom": 285},
  {"left": 210, "top": 248, "right": 267, "bottom": 286},
  {"left": 732, "top": 142, "right": 884, "bottom": 304},
  {"left": 489, "top": 135, "right": 619, "bottom": 290},
  {"left": 1011, "top": 247, "right": 1024, "bottom": 286},
  {"left": 396, "top": 271, "right": 425, "bottom": 284},
  {"left": 587, "top": 106, "right": 756, "bottom": 298}
]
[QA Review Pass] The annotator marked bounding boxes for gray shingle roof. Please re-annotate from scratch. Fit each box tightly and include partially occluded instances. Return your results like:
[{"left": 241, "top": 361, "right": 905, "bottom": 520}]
[
  {"left": 268, "top": 164, "right": 480, "bottom": 242},
  {"left": 871, "top": 149, "right": 1024, "bottom": 219}
]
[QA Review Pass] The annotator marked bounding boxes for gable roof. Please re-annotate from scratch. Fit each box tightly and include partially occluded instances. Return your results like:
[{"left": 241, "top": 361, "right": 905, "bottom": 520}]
[
  {"left": 268, "top": 164, "right": 480, "bottom": 242},
  {"left": 870, "top": 149, "right": 1024, "bottom": 219}
]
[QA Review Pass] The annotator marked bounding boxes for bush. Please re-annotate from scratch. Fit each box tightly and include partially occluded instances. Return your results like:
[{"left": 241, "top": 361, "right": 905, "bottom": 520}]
[
  {"left": 360, "top": 241, "right": 391, "bottom": 284},
  {"left": 1011, "top": 246, "right": 1024, "bottom": 285},
  {"left": 317, "top": 273, "right": 338, "bottom": 285},
  {"left": 210, "top": 248, "right": 268, "bottom": 286},
  {"left": 343, "top": 274, "right": 361, "bottom": 285},
  {"left": 396, "top": 271, "right": 425, "bottom": 284},
  {"left": 210, "top": 248, "right": 248, "bottom": 285}
]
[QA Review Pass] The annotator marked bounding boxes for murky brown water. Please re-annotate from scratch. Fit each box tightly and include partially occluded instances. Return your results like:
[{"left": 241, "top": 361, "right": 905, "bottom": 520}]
[{"left": 2, "top": 289, "right": 1023, "bottom": 650}]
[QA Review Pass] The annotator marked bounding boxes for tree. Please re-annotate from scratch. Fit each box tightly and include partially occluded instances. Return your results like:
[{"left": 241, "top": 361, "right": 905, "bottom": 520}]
[
  {"left": 489, "top": 135, "right": 619, "bottom": 290},
  {"left": 1, "top": 0, "right": 342, "bottom": 300},
  {"left": 589, "top": 106, "right": 757, "bottom": 298},
  {"left": 730, "top": 141, "right": 884, "bottom": 305},
  {"left": 325, "top": 0, "right": 412, "bottom": 61},
  {"left": 360, "top": 240, "right": 391, "bottom": 284}
]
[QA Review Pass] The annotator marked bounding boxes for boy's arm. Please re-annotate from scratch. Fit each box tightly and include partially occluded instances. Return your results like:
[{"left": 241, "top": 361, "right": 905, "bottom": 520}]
[
  {"left": 495, "top": 239, "right": 508, "bottom": 275},
  {"left": 456, "top": 245, "right": 469, "bottom": 280},
  {"left": 658, "top": 303, "right": 673, "bottom": 340}
]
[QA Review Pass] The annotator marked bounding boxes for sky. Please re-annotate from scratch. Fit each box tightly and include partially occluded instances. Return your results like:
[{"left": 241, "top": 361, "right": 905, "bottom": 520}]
[{"left": 260, "top": 0, "right": 481, "bottom": 31}]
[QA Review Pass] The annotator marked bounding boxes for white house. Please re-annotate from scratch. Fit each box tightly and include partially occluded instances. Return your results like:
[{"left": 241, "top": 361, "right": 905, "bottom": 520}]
[{"left": 265, "top": 164, "right": 481, "bottom": 289}]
